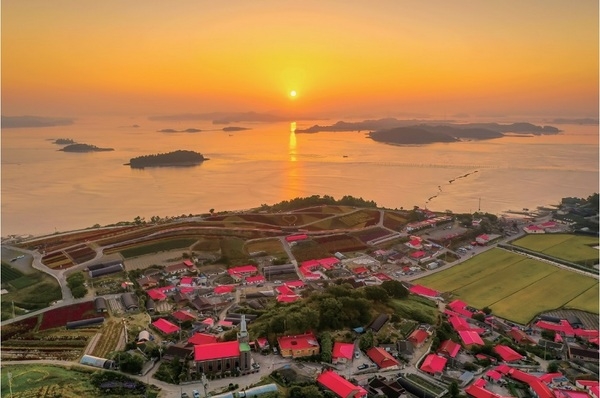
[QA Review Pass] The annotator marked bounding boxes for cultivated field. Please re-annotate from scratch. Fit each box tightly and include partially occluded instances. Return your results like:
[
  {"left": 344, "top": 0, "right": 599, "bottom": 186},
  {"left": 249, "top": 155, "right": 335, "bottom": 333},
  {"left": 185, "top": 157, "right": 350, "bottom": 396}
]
[
  {"left": 565, "top": 284, "right": 600, "bottom": 314},
  {"left": 415, "top": 248, "right": 599, "bottom": 324},
  {"left": 0, "top": 364, "right": 99, "bottom": 397},
  {"left": 511, "top": 234, "right": 599, "bottom": 265},
  {"left": 245, "top": 239, "right": 287, "bottom": 257}
]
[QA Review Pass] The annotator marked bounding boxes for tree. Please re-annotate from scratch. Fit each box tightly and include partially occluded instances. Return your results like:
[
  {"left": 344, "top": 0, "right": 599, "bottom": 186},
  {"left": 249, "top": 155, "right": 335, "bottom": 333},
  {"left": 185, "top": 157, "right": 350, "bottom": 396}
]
[
  {"left": 449, "top": 381, "right": 460, "bottom": 398},
  {"left": 71, "top": 285, "right": 88, "bottom": 299},
  {"left": 320, "top": 332, "right": 333, "bottom": 363},
  {"left": 547, "top": 361, "right": 559, "bottom": 373},
  {"left": 118, "top": 352, "right": 144, "bottom": 374},
  {"left": 482, "top": 306, "right": 492, "bottom": 315},
  {"left": 359, "top": 330, "right": 375, "bottom": 351},
  {"left": 364, "top": 286, "right": 389, "bottom": 303},
  {"left": 472, "top": 313, "right": 486, "bottom": 322},
  {"left": 381, "top": 280, "right": 408, "bottom": 299}
]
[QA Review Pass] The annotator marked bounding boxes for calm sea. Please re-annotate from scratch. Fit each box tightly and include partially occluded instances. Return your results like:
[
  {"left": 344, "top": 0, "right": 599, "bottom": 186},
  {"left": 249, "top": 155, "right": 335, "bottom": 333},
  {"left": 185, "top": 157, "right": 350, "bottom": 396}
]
[{"left": 1, "top": 117, "right": 598, "bottom": 237}]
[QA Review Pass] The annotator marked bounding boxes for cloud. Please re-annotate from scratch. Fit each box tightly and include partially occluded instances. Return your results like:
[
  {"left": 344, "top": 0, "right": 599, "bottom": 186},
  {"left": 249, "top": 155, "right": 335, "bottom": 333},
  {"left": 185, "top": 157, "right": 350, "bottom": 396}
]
[{"left": 2, "top": 115, "right": 74, "bottom": 128}]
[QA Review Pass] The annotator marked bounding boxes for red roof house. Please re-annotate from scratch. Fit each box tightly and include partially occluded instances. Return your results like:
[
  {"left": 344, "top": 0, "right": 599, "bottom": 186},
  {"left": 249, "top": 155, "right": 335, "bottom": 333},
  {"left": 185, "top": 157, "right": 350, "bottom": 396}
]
[
  {"left": 245, "top": 275, "right": 265, "bottom": 284},
  {"left": 318, "top": 257, "right": 340, "bottom": 268},
  {"left": 172, "top": 309, "right": 197, "bottom": 322},
  {"left": 194, "top": 341, "right": 240, "bottom": 361},
  {"left": 278, "top": 332, "right": 320, "bottom": 358},
  {"left": 152, "top": 318, "right": 180, "bottom": 335},
  {"left": 494, "top": 345, "right": 524, "bottom": 362},
  {"left": 276, "top": 285, "right": 295, "bottom": 295},
  {"left": 437, "top": 340, "right": 461, "bottom": 358},
  {"left": 447, "top": 299, "right": 474, "bottom": 318},
  {"left": 366, "top": 347, "right": 400, "bottom": 369},
  {"left": 188, "top": 332, "right": 218, "bottom": 346},
  {"left": 409, "top": 285, "right": 440, "bottom": 298},
  {"left": 353, "top": 266, "right": 369, "bottom": 275},
  {"left": 147, "top": 289, "right": 167, "bottom": 301},
  {"left": 276, "top": 295, "right": 301, "bottom": 303},
  {"left": 179, "top": 276, "right": 194, "bottom": 286},
  {"left": 317, "top": 370, "right": 368, "bottom": 398},
  {"left": 227, "top": 265, "right": 258, "bottom": 280},
  {"left": 420, "top": 354, "right": 447, "bottom": 375},
  {"left": 183, "top": 260, "right": 194, "bottom": 267},
  {"left": 508, "top": 328, "right": 536, "bottom": 345},
  {"left": 410, "top": 250, "right": 426, "bottom": 259},
  {"left": 285, "top": 280, "right": 305, "bottom": 289},
  {"left": 408, "top": 329, "right": 429, "bottom": 347},
  {"left": 214, "top": 285, "right": 235, "bottom": 295},
  {"left": 332, "top": 342, "right": 355, "bottom": 363},
  {"left": 459, "top": 330, "right": 484, "bottom": 347}
]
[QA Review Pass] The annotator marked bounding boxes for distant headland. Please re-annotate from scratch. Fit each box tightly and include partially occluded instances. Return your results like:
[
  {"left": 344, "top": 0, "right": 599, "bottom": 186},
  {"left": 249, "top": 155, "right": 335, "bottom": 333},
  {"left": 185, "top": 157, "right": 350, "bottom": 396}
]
[
  {"left": 59, "top": 143, "right": 114, "bottom": 152},
  {"left": 222, "top": 126, "right": 251, "bottom": 132},
  {"left": 296, "top": 118, "right": 561, "bottom": 145},
  {"left": 157, "top": 128, "right": 202, "bottom": 133},
  {"left": 126, "top": 150, "right": 207, "bottom": 169}
]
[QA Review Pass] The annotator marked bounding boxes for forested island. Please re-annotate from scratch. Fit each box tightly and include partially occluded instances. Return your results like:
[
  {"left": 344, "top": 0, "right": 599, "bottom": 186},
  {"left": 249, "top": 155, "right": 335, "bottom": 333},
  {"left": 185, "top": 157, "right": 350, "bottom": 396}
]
[
  {"left": 53, "top": 138, "right": 75, "bottom": 145},
  {"left": 127, "top": 150, "right": 207, "bottom": 169},
  {"left": 59, "top": 143, "right": 114, "bottom": 152},
  {"left": 157, "top": 128, "right": 202, "bottom": 133},
  {"left": 223, "top": 126, "right": 251, "bottom": 132},
  {"left": 297, "top": 118, "right": 561, "bottom": 145}
]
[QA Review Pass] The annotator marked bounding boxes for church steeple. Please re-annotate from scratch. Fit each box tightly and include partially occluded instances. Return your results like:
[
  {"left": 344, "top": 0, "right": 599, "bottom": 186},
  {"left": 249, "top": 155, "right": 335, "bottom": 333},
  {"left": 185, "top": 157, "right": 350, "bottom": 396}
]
[{"left": 237, "top": 314, "right": 248, "bottom": 343}]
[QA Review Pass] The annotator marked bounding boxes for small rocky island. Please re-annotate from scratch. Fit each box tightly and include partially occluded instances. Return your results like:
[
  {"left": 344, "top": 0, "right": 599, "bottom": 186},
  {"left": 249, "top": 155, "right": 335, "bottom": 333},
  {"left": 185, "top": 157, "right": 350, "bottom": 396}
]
[
  {"left": 127, "top": 150, "right": 207, "bottom": 169},
  {"left": 59, "top": 143, "right": 114, "bottom": 152},
  {"left": 222, "top": 126, "right": 251, "bottom": 132},
  {"left": 53, "top": 138, "right": 76, "bottom": 145}
]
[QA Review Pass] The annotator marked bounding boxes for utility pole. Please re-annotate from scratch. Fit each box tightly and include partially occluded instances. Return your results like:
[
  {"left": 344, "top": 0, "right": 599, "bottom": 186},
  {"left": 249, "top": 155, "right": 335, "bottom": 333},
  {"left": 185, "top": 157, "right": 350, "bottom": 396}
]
[{"left": 8, "top": 372, "right": 13, "bottom": 398}]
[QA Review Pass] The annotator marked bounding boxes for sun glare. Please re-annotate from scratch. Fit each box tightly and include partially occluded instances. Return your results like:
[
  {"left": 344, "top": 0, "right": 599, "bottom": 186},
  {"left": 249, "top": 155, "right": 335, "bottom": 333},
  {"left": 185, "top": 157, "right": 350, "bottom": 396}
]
[{"left": 290, "top": 90, "right": 297, "bottom": 98}]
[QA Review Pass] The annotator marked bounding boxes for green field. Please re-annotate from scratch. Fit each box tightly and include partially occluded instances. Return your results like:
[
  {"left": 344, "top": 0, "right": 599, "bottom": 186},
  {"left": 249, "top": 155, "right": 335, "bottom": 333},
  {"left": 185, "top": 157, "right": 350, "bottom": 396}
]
[
  {"left": 1, "top": 262, "right": 24, "bottom": 282},
  {"left": 512, "top": 234, "right": 599, "bottom": 265},
  {"left": 0, "top": 364, "right": 156, "bottom": 397},
  {"left": 415, "top": 248, "right": 599, "bottom": 324},
  {"left": 0, "top": 272, "right": 62, "bottom": 321},
  {"left": 120, "top": 238, "right": 198, "bottom": 258}
]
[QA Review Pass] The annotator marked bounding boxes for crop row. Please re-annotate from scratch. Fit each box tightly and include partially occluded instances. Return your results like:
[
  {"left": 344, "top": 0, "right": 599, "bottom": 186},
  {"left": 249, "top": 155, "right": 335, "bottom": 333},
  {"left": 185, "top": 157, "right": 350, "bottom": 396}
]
[
  {"left": 91, "top": 322, "right": 124, "bottom": 358},
  {"left": 351, "top": 227, "right": 393, "bottom": 243},
  {"left": 18, "top": 226, "right": 139, "bottom": 251},
  {"left": 0, "top": 317, "right": 39, "bottom": 341},
  {"left": 1, "top": 348, "right": 82, "bottom": 361},
  {"left": 38, "top": 302, "right": 97, "bottom": 331},
  {"left": 3, "top": 339, "right": 88, "bottom": 347},
  {"left": 65, "top": 246, "right": 97, "bottom": 264}
]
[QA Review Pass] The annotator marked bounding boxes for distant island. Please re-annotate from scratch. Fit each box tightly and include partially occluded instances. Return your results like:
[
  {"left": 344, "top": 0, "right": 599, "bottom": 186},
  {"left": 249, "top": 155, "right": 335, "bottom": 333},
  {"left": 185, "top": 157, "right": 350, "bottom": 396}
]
[
  {"left": 222, "top": 126, "right": 251, "bottom": 132},
  {"left": 296, "top": 118, "right": 561, "bottom": 145},
  {"left": 59, "top": 143, "right": 114, "bottom": 152},
  {"left": 157, "top": 128, "right": 202, "bottom": 133},
  {"left": 127, "top": 150, "right": 207, "bottom": 169},
  {"left": 53, "top": 138, "right": 76, "bottom": 145}
]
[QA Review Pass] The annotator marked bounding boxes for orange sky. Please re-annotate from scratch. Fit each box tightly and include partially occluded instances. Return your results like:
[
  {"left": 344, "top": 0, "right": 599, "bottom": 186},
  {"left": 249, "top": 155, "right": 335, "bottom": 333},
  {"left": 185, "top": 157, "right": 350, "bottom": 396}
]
[{"left": 2, "top": 1, "right": 598, "bottom": 119}]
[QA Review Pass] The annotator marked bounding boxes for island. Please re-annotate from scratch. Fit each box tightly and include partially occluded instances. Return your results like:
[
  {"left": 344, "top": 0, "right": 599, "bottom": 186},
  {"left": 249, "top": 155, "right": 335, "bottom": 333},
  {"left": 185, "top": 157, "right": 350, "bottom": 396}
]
[
  {"left": 53, "top": 138, "right": 75, "bottom": 145},
  {"left": 222, "top": 126, "right": 251, "bottom": 132},
  {"left": 297, "top": 118, "right": 561, "bottom": 145},
  {"left": 59, "top": 143, "right": 114, "bottom": 152},
  {"left": 127, "top": 150, "right": 207, "bottom": 169}
]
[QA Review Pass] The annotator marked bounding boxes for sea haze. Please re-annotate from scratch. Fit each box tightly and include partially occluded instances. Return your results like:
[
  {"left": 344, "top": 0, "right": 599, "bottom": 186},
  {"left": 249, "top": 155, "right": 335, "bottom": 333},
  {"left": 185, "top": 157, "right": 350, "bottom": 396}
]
[{"left": 1, "top": 116, "right": 598, "bottom": 237}]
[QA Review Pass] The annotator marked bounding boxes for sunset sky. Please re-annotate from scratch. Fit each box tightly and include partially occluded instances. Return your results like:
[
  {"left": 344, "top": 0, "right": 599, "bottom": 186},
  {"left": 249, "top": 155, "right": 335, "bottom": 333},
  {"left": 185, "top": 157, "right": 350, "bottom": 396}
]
[{"left": 2, "top": 1, "right": 598, "bottom": 119}]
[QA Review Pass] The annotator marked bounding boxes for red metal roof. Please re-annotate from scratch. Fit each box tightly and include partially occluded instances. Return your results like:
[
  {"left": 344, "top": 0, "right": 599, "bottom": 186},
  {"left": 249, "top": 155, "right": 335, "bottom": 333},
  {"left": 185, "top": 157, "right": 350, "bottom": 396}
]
[
  {"left": 535, "top": 320, "right": 575, "bottom": 336},
  {"left": 227, "top": 265, "right": 258, "bottom": 275},
  {"left": 366, "top": 347, "right": 400, "bottom": 369},
  {"left": 147, "top": 289, "right": 167, "bottom": 301},
  {"left": 353, "top": 266, "right": 369, "bottom": 274},
  {"left": 409, "top": 284, "right": 439, "bottom": 297},
  {"left": 410, "top": 250, "right": 426, "bottom": 258},
  {"left": 201, "top": 318, "right": 214, "bottom": 325},
  {"left": 276, "top": 285, "right": 295, "bottom": 295},
  {"left": 459, "top": 330, "right": 484, "bottom": 346},
  {"left": 317, "top": 370, "right": 367, "bottom": 398},
  {"left": 494, "top": 345, "right": 523, "bottom": 362},
  {"left": 438, "top": 340, "right": 461, "bottom": 358},
  {"left": 188, "top": 332, "right": 218, "bottom": 346},
  {"left": 285, "top": 280, "right": 305, "bottom": 289},
  {"left": 332, "top": 342, "right": 355, "bottom": 360},
  {"left": 278, "top": 332, "right": 319, "bottom": 351},
  {"left": 194, "top": 341, "right": 240, "bottom": 361},
  {"left": 152, "top": 318, "right": 180, "bottom": 334},
  {"left": 408, "top": 329, "right": 429, "bottom": 345},
  {"left": 214, "top": 285, "right": 235, "bottom": 294},
  {"left": 183, "top": 260, "right": 194, "bottom": 267},
  {"left": 245, "top": 275, "right": 265, "bottom": 284},
  {"left": 486, "top": 370, "right": 503, "bottom": 381},
  {"left": 172, "top": 310, "right": 197, "bottom": 322},
  {"left": 276, "top": 294, "right": 301, "bottom": 303},
  {"left": 420, "top": 354, "right": 447, "bottom": 374},
  {"left": 318, "top": 257, "right": 339, "bottom": 268},
  {"left": 373, "top": 272, "right": 392, "bottom": 281},
  {"left": 301, "top": 259, "right": 320, "bottom": 269}
]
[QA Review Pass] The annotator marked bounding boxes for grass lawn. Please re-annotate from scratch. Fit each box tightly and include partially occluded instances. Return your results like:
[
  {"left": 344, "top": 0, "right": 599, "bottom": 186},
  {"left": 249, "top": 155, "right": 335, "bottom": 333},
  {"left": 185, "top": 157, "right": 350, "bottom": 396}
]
[
  {"left": 1, "top": 273, "right": 62, "bottom": 320},
  {"left": 245, "top": 239, "right": 287, "bottom": 257},
  {"left": 512, "top": 234, "right": 599, "bottom": 264},
  {"left": 1, "top": 262, "right": 25, "bottom": 282},
  {"left": 415, "top": 248, "right": 599, "bottom": 324},
  {"left": 390, "top": 297, "right": 439, "bottom": 325}
]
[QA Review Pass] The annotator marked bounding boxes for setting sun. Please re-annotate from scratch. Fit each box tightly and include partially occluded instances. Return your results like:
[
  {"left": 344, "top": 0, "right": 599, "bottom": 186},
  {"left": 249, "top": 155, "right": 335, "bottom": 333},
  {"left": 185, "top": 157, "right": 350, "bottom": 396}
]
[{"left": 289, "top": 90, "right": 297, "bottom": 98}]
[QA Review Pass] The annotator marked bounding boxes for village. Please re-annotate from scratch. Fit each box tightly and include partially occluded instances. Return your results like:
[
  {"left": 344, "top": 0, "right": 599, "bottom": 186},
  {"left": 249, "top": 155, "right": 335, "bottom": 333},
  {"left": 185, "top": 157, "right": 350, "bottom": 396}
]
[{"left": 1, "top": 196, "right": 598, "bottom": 398}]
